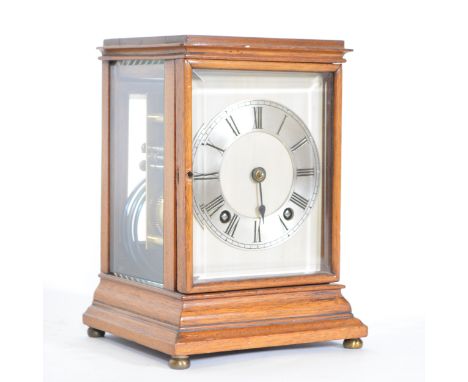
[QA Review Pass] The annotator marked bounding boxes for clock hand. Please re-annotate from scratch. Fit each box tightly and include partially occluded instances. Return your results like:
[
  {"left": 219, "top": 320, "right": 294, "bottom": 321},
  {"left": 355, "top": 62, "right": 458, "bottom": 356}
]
[
  {"left": 258, "top": 182, "right": 266, "bottom": 223},
  {"left": 251, "top": 167, "right": 267, "bottom": 223}
]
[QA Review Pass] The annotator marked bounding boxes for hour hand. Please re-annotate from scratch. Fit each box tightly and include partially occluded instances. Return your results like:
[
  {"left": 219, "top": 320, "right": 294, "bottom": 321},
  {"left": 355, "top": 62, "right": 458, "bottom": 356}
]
[
  {"left": 258, "top": 183, "right": 266, "bottom": 223},
  {"left": 252, "top": 167, "right": 267, "bottom": 223},
  {"left": 259, "top": 205, "right": 266, "bottom": 223}
]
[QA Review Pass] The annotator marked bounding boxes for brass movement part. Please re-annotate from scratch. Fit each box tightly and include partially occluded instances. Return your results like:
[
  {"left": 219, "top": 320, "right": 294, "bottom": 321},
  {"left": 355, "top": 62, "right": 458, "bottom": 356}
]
[
  {"left": 147, "top": 114, "right": 164, "bottom": 122},
  {"left": 251, "top": 167, "right": 266, "bottom": 183},
  {"left": 343, "top": 338, "right": 363, "bottom": 349},
  {"left": 146, "top": 197, "right": 164, "bottom": 247},
  {"left": 168, "top": 356, "right": 190, "bottom": 370},
  {"left": 147, "top": 234, "right": 164, "bottom": 246},
  {"left": 157, "top": 198, "right": 164, "bottom": 224}
]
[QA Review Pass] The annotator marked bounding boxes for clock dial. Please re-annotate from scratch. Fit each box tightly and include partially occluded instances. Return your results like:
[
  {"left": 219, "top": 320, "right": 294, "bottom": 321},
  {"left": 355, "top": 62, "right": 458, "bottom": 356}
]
[{"left": 193, "top": 100, "right": 320, "bottom": 250}]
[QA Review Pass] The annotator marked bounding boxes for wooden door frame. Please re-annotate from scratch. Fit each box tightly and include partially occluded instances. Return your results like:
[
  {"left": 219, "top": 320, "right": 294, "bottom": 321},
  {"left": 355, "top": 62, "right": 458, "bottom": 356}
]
[{"left": 175, "top": 59, "right": 343, "bottom": 293}]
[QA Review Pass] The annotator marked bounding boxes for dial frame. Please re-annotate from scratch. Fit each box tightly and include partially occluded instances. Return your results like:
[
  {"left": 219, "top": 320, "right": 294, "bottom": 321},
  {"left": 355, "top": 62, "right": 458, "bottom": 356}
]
[
  {"left": 192, "top": 99, "right": 321, "bottom": 250},
  {"left": 176, "top": 59, "right": 342, "bottom": 294}
]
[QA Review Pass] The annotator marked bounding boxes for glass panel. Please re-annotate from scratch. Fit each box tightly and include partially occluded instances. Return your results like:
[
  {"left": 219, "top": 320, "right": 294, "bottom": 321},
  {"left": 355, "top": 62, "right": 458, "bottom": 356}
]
[
  {"left": 191, "top": 69, "right": 333, "bottom": 283},
  {"left": 109, "top": 60, "right": 165, "bottom": 286}
]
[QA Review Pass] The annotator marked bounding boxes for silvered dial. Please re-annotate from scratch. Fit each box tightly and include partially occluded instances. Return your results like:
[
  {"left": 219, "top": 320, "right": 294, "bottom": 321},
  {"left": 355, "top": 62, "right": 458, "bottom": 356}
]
[{"left": 192, "top": 100, "right": 320, "bottom": 250}]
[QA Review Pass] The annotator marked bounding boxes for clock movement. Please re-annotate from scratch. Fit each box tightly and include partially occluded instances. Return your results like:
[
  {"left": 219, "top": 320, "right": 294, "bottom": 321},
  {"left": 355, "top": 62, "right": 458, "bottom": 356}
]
[{"left": 83, "top": 35, "right": 367, "bottom": 369}]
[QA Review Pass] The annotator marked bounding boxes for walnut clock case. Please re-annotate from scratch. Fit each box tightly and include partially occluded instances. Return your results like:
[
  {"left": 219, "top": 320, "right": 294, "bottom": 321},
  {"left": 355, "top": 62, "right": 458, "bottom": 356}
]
[{"left": 83, "top": 35, "right": 368, "bottom": 370}]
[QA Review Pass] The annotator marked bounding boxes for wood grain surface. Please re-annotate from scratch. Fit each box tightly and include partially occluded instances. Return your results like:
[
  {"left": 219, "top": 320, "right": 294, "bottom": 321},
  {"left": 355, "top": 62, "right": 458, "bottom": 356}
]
[
  {"left": 83, "top": 274, "right": 367, "bottom": 356},
  {"left": 99, "top": 35, "right": 351, "bottom": 64}
]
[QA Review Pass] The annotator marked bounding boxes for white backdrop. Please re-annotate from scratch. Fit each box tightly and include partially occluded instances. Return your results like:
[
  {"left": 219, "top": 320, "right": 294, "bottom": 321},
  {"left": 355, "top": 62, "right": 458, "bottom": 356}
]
[{"left": 1, "top": 1, "right": 467, "bottom": 381}]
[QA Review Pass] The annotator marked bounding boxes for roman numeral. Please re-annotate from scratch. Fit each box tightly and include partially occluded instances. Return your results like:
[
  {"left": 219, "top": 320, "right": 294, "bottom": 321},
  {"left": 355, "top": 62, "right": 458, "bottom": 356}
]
[
  {"left": 290, "top": 137, "right": 308, "bottom": 152},
  {"left": 225, "top": 214, "right": 240, "bottom": 237},
  {"left": 296, "top": 168, "right": 315, "bottom": 177},
  {"left": 279, "top": 216, "right": 288, "bottom": 231},
  {"left": 254, "top": 107, "right": 262, "bottom": 129},
  {"left": 202, "top": 195, "right": 224, "bottom": 217},
  {"left": 290, "top": 192, "right": 309, "bottom": 209},
  {"left": 277, "top": 115, "right": 287, "bottom": 135},
  {"left": 203, "top": 141, "right": 225, "bottom": 154},
  {"left": 254, "top": 220, "right": 262, "bottom": 243},
  {"left": 226, "top": 116, "right": 240, "bottom": 136},
  {"left": 193, "top": 172, "right": 219, "bottom": 181}
]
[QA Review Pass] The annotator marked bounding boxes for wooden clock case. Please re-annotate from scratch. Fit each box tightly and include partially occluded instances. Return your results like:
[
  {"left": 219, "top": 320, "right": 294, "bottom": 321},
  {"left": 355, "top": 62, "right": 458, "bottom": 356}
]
[{"left": 83, "top": 35, "right": 368, "bottom": 368}]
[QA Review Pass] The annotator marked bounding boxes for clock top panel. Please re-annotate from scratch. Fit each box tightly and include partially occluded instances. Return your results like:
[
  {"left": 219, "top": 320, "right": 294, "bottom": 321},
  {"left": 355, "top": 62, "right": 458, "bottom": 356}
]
[{"left": 100, "top": 35, "right": 351, "bottom": 63}]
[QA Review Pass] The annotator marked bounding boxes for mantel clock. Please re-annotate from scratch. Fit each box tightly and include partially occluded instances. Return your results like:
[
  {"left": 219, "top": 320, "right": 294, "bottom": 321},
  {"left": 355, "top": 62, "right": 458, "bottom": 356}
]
[{"left": 83, "top": 35, "right": 367, "bottom": 369}]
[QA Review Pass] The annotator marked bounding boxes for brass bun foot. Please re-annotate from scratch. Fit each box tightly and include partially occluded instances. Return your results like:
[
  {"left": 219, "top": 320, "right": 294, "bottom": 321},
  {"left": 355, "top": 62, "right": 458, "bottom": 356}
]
[
  {"left": 87, "top": 327, "right": 105, "bottom": 338},
  {"left": 343, "top": 338, "right": 363, "bottom": 349},
  {"left": 169, "top": 356, "right": 190, "bottom": 370}
]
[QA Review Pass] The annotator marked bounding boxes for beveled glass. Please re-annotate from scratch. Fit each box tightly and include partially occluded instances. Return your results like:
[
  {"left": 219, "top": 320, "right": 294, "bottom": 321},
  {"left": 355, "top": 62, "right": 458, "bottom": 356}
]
[
  {"left": 191, "top": 69, "right": 334, "bottom": 283},
  {"left": 109, "top": 60, "right": 165, "bottom": 286}
]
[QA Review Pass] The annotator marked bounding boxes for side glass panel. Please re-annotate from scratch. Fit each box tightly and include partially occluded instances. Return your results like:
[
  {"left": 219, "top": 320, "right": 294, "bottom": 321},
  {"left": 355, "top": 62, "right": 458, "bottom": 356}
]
[
  {"left": 191, "top": 69, "right": 334, "bottom": 283},
  {"left": 109, "top": 60, "right": 165, "bottom": 286}
]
